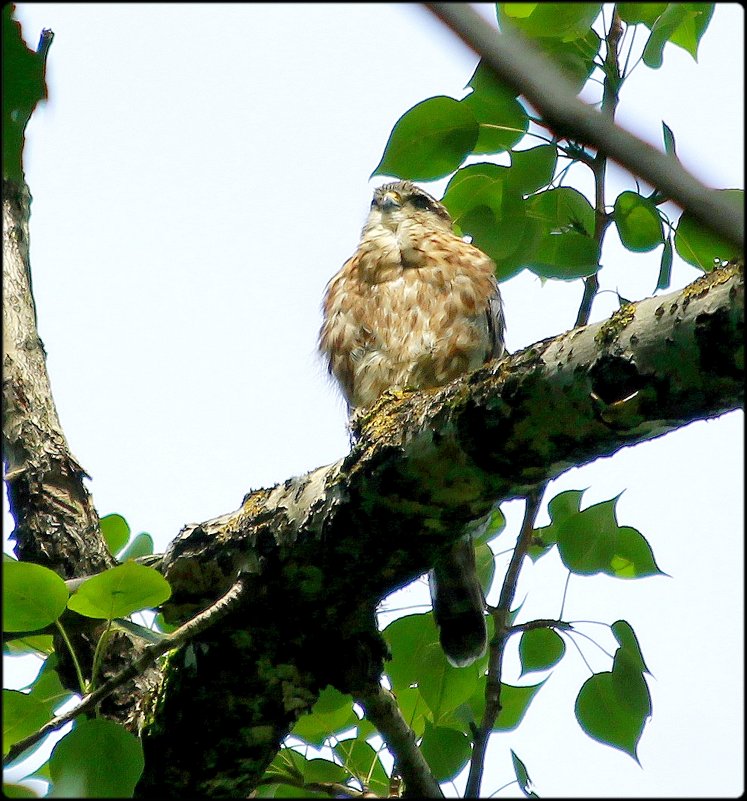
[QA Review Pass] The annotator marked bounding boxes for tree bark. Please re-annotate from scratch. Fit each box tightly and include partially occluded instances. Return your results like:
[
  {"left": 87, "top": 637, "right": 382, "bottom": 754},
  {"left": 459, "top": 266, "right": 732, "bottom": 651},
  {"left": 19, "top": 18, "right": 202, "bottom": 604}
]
[
  {"left": 134, "top": 261, "right": 742, "bottom": 796},
  {"left": 3, "top": 178, "right": 157, "bottom": 726}
]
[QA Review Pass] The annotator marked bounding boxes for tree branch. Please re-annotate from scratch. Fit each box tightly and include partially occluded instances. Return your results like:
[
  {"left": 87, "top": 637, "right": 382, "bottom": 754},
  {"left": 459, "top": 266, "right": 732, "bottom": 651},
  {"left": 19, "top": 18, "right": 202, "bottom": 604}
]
[
  {"left": 137, "top": 262, "right": 742, "bottom": 796},
  {"left": 423, "top": 3, "right": 743, "bottom": 250},
  {"left": 356, "top": 684, "right": 443, "bottom": 798},
  {"left": 465, "top": 485, "right": 545, "bottom": 798},
  {"left": 3, "top": 572, "right": 251, "bottom": 767}
]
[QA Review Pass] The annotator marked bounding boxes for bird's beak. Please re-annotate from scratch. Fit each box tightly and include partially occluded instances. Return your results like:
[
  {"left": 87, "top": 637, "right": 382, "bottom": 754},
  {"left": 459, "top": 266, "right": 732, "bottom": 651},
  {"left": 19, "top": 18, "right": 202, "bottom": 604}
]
[{"left": 381, "top": 191, "right": 401, "bottom": 212}]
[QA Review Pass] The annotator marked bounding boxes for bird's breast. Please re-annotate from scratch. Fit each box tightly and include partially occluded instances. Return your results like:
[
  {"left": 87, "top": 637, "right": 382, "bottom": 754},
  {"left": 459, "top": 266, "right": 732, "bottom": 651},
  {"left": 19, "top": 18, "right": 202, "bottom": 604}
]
[{"left": 320, "top": 243, "right": 495, "bottom": 409}]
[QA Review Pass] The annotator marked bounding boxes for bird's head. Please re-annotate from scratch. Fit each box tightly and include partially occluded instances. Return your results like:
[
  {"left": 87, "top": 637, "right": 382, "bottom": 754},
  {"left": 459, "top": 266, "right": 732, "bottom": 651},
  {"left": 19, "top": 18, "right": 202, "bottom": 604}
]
[{"left": 367, "top": 181, "right": 452, "bottom": 233}]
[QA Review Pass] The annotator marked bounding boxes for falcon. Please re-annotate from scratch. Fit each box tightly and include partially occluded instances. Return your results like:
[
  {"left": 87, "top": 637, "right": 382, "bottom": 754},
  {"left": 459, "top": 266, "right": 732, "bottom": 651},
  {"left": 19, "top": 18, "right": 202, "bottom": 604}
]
[{"left": 319, "top": 180, "right": 506, "bottom": 666}]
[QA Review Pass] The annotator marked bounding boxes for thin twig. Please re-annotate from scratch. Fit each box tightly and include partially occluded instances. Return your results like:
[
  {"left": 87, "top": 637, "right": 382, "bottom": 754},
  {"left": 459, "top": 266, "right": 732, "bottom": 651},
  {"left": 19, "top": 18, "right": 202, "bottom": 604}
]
[
  {"left": 508, "top": 618, "right": 573, "bottom": 634},
  {"left": 422, "top": 3, "right": 743, "bottom": 251},
  {"left": 465, "top": 483, "right": 546, "bottom": 798},
  {"left": 356, "top": 683, "right": 444, "bottom": 798},
  {"left": 4, "top": 573, "right": 251, "bottom": 766}
]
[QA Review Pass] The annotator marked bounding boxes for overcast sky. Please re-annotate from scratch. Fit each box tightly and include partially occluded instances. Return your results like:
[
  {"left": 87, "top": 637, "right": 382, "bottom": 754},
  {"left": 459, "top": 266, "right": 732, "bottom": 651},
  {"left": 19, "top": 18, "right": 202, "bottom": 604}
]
[{"left": 4, "top": 4, "right": 744, "bottom": 797}]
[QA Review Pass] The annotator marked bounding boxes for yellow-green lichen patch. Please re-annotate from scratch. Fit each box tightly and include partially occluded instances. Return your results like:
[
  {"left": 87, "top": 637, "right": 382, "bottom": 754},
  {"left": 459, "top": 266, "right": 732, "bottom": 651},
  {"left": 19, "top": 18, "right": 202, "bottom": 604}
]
[
  {"left": 595, "top": 303, "right": 637, "bottom": 347},
  {"left": 682, "top": 260, "right": 743, "bottom": 305}
]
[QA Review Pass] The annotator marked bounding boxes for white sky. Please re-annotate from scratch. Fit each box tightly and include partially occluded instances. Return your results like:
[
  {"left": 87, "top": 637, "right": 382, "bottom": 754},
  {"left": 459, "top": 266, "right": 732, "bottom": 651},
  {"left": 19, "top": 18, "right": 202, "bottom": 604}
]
[{"left": 4, "top": 3, "right": 744, "bottom": 797}]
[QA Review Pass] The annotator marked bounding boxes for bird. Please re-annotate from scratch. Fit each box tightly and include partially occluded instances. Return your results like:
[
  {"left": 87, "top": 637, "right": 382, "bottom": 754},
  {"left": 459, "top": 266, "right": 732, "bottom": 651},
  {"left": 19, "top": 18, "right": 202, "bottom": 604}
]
[{"left": 318, "top": 180, "right": 506, "bottom": 667}]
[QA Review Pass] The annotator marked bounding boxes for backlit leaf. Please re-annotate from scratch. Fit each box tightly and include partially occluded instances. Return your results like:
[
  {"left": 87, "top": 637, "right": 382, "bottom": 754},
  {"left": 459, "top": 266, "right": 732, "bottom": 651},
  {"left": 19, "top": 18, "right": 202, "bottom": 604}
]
[
  {"left": 49, "top": 718, "right": 144, "bottom": 797},
  {"left": 372, "top": 96, "right": 478, "bottom": 181},
  {"left": 67, "top": 562, "right": 170, "bottom": 620},
  {"left": 3, "top": 562, "right": 68, "bottom": 632}
]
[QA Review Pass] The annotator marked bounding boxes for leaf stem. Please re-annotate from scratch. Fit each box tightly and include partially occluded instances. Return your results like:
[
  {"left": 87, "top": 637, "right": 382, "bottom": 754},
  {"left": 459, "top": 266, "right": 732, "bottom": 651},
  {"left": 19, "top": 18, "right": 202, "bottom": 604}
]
[
  {"left": 89, "top": 619, "right": 113, "bottom": 693},
  {"left": 54, "top": 619, "right": 87, "bottom": 696}
]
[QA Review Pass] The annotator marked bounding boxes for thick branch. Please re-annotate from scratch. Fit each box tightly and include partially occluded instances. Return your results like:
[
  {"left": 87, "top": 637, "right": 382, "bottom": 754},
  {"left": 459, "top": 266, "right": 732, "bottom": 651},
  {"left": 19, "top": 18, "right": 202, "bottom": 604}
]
[
  {"left": 138, "top": 263, "right": 742, "bottom": 796},
  {"left": 423, "top": 3, "right": 743, "bottom": 251},
  {"left": 2, "top": 179, "right": 156, "bottom": 727},
  {"left": 2, "top": 180, "right": 111, "bottom": 575}
]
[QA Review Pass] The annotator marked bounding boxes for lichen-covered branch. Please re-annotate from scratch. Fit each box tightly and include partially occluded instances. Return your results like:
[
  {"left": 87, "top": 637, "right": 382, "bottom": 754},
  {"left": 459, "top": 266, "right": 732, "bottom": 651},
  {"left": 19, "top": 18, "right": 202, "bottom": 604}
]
[
  {"left": 137, "top": 263, "right": 742, "bottom": 797},
  {"left": 2, "top": 178, "right": 156, "bottom": 727},
  {"left": 2, "top": 180, "right": 110, "bottom": 575}
]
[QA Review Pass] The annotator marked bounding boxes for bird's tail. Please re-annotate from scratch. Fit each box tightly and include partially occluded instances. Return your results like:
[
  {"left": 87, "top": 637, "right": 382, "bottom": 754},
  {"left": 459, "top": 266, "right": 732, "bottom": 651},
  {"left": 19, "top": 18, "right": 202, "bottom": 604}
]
[{"left": 430, "top": 537, "right": 487, "bottom": 668}]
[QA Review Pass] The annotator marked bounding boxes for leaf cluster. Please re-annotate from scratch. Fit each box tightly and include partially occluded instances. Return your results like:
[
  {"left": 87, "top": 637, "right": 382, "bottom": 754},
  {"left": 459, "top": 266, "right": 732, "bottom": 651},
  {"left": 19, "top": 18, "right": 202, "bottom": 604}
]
[
  {"left": 373, "top": 2, "right": 739, "bottom": 287},
  {"left": 3, "top": 514, "right": 167, "bottom": 798}
]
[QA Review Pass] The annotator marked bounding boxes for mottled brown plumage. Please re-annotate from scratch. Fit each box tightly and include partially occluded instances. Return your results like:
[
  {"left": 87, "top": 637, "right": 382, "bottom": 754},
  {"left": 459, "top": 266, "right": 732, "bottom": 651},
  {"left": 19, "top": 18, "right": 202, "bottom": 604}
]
[{"left": 319, "top": 180, "right": 506, "bottom": 666}]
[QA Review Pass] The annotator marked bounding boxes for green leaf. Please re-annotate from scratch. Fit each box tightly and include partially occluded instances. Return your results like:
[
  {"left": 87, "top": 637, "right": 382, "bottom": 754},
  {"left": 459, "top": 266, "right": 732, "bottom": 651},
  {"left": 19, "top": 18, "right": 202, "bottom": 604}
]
[
  {"left": 442, "top": 163, "right": 509, "bottom": 221},
  {"left": 557, "top": 496, "right": 617, "bottom": 575},
  {"left": 642, "top": 3, "right": 714, "bottom": 68},
  {"left": 372, "top": 96, "right": 478, "bottom": 181},
  {"left": 498, "top": 3, "right": 603, "bottom": 41},
  {"left": 470, "top": 505, "right": 506, "bottom": 546},
  {"left": 529, "top": 489, "right": 584, "bottom": 560},
  {"left": 617, "top": 3, "right": 668, "bottom": 26},
  {"left": 333, "top": 739, "right": 389, "bottom": 796},
  {"left": 674, "top": 189, "right": 743, "bottom": 270},
  {"left": 26, "top": 655, "right": 74, "bottom": 716},
  {"left": 466, "top": 57, "right": 518, "bottom": 99},
  {"left": 527, "top": 230, "right": 600, "bottom": 279},
  {"left": 3, "top": 634, "right": 55, "bottom": 657},
  {"left": 556, "top": 494, "right": 664, "bottom": 578},
  {"left": 2, "top": 5, "right": 50, "bottom": 181},
  {"left": 519, "top": 627, "right": 566, "bottom": 675},
  {"left": 3, "top": 562, "right": 69, "bottom": 632},
  {"left": 575, "top": 620, "right": 651, "bottom": 759},
  {"left": 527, "top": 186, "right": 595, "bottom": 235},
  {"left": 419, "top": 722, "right": 471, "bottom": 781},
  {"left": 302, "top": 757, "right": 348, "bottom": 786},
  {"left": 2, "top": 690, "right": 51, "bottom": 756},
  {"left": 511, "top": 750, "right": 539, "bottom": 798},
  {"left": 538, "top": 28, "right": 602, "bottom": 90},
  {"left": 656, "top": 236, "right": 673, "bottom": 290},
  {"left": 508, "top": 145, "right": 558, "bottom": 195},
  {"left": 49, "top": 718, "right": 144, "bottom": 797},
  {"left": 462, "top": 63, "right": 528, "bottom": 154},
  {"left": 383, "top": 612, "right": 440, "bottom": 692},
  {"left": 67, "top": 562, "right": 171, "bottom": 620},
  {"left": 613, "top": 191, "right": 664, "bottom": 252},
  {"left": 662, "top": 121, "right": 677, "bottom": 157},
  {"left": 496, "top": 5, "right": 602, "bottom": 90},
  {"left": 99, "top": 514, "right": 130, "bottom": 556},
  {"left": 494, "top": 681, "right": 547, "bottom": 731},
  {"left": 611, "top": 620, "right": 651, "bottom": 676},
  {"left": 291, "top": 687, "right": 356, "bottom": 747},
  {"left": 668, "top": 3, "right": 714, "bottom": 59},
  {"left": 417, "top": 643, "right": 480, "bottom": 724},
  {"left": 393, "top": 686, "right": 429, "bottom": 738},
  {"left": 474, "top": 541, "right": 496, "bottom": 596},
  {"left": 2, "top": 783, "right": 39, "bottom": 798},
  {"left": 523, "top": 188, "right": 602, "bottom": 277},
  {"left": 441, "top": 163, "right": 537, "bottom": 274},
  {"left": 607, "top": 526, "right": 664, "bottom": 578},
  {"left": 117, "top": 532, "right": 154, "bottom": 562},
  {"left": 263, "top": 747, "right": 305, "bottom": 785},
  {"left": 575, "top": 671, "right": 645, "bottom": 759}
]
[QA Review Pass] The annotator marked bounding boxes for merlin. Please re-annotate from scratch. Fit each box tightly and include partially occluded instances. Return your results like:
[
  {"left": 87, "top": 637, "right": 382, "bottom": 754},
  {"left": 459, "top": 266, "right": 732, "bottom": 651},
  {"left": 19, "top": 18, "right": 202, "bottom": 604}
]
[{"left": 319, "top": 180, "right": 506, "bottom": 666}]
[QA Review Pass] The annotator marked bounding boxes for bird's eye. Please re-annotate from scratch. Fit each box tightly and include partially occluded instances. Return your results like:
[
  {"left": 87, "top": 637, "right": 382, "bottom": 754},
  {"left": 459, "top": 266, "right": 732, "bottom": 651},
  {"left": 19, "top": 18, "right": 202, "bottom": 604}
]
[{"left": 408, "top": 194, "right": 434, "bottom": 211}]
